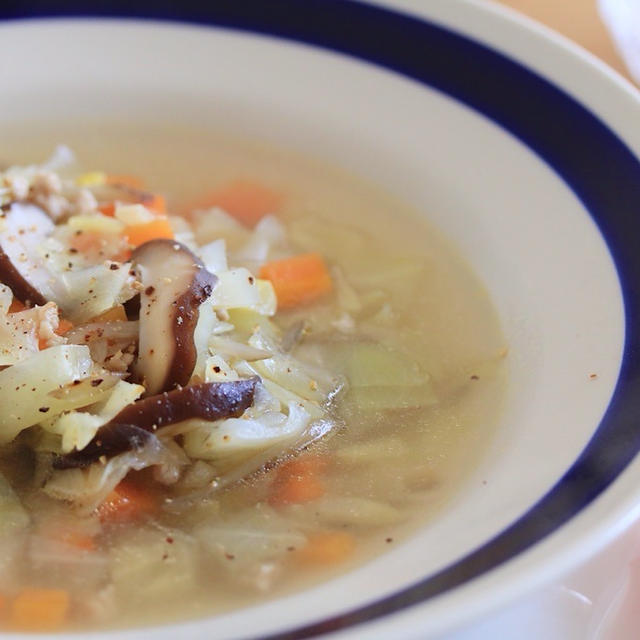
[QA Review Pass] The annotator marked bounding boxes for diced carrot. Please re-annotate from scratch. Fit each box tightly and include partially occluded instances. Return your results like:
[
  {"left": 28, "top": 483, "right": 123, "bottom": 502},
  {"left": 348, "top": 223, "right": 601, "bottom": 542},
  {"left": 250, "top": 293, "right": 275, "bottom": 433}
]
[
  {"left": 8, "top": 299, "right": 27, "bottom": 313},
  {"left": 182, "top": 179, "right": 282, "bottom": 226},
  {"left": 297, "top": 531, "right": 355, "bottom": 565},
  {"left": 124, "top": 217, "right": 173, "bottom": 248},
  {"left": 89, "top": 304, "right": 127, "bottom": 323},
  {"left": 105, "top": 174, "right": 145, "bottom": 190},
  {"left": 269, "top": 455, "right": 328, "bottom": 506},
  {"left": 278, "top": 455, "right": 328, "bottom": 478},
  {"left": 96, "top": 479, "right": 157, "bottom": 523},
  {"left": 97, "top": 202, "right": 117, "bottom": 217},
  {"left": 9, "top": 588, "right": 70, "bottom": 631},
  {"left": 260, "top": 253, "right": 332, "bottom": 308}
]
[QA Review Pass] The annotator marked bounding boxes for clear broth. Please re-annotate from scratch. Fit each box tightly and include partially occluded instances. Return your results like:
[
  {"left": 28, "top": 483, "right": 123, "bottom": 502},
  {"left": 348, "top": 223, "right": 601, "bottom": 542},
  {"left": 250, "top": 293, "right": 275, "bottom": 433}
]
[{"left": 0, "top": 121, "right": 506, "bottom": 629}]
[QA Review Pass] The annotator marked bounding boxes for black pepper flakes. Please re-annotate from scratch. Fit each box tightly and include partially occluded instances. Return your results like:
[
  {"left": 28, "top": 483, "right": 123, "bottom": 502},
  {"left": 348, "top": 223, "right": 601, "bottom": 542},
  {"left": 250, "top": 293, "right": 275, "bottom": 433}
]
[
  {"left": 38, "top": 407, "right": 50, "bottom": 413},
  {"left": 145, "top": 286, "right": 155, "bottom": 296},
  {"left": 91, "top": 379, "right": 104, "bottom": 387}
]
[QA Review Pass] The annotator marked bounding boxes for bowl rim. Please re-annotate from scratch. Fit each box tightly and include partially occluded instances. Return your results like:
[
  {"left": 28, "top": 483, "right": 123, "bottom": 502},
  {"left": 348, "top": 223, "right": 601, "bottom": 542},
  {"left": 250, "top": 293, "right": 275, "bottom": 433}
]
[{"left": 2, "top": 1, "right": 640, "bottom": 637}]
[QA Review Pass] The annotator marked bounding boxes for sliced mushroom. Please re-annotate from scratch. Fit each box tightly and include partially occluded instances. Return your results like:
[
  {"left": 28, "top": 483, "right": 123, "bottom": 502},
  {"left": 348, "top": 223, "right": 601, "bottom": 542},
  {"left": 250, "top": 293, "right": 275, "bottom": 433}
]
[
  {"left": 53, "top": 377, "right": 259, "bottom": 469},
  {"left": 0, "top": 203, "right": 56, "bottom": 306},
  {"left": 132, "top": 239, "right": 217, "bottom": 394}
]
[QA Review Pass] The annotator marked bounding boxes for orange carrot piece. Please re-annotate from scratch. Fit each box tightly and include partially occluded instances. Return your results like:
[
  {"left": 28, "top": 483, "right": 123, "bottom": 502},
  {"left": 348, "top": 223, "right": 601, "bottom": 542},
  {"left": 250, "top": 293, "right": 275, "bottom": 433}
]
[
  {"left": 96, "top": 480, "right": 157, "bottom": 523},
  {"left": 97, "top": 202, "right": 117, "bottom": 217},
  {"left": 124, "top": 217, "right": 173, "bottom": 248},
  {"left": 7, "top": 299, "right": 27, "bottom": 313},
  {"left": 297, "top": 531, "right": 355, "bottom": 565},
  {"left": 89, "top": 304, "right": 127, "bottom": 323},
  {"left": 278, "top": 455, "right": 328, "bottom": 478},
  {"left": 10, "top": 589, "right": 70, "bottom": 631},
  {"left": 183, "top": 179, "right": 282, "bottom": 226},
  {"left": 260, "top": 253, "right": 332, "bottom": 308},
  {"left": 105, "top": 174, "right": 145, "bottom": 190},
  {"left": 269, "top": 455, "right": 328, "bottom": 506}
]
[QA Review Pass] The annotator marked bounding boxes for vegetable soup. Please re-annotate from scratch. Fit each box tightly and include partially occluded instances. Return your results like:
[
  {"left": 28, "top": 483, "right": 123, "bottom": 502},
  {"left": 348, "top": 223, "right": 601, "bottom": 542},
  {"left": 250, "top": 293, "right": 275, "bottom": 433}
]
[{"left": 0, "top": 122, "right": 506, "bottom": 631}]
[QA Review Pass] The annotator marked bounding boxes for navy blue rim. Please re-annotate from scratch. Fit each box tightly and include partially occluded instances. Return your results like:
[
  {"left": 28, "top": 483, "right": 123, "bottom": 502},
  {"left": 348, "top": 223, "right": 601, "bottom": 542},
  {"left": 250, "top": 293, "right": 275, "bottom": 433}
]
[{"left": 3, "top": 0, "right": 640, "bottom": 637}]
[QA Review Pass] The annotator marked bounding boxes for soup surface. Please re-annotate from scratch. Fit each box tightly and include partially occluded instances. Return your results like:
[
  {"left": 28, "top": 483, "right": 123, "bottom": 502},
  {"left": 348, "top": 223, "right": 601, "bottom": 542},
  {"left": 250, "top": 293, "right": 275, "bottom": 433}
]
[{"left": 0, "top": 122, "right": 506, "bottom": 631}]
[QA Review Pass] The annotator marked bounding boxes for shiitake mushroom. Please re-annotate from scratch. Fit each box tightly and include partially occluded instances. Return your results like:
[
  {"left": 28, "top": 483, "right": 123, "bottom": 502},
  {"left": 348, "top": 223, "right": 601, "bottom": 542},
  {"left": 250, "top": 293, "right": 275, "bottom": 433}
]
[
  {"left": 131, "top": 239, "right": 217, "bottom": 394},
  {"left": 53, "top": 377, "right": 260, "bottom": 469}
]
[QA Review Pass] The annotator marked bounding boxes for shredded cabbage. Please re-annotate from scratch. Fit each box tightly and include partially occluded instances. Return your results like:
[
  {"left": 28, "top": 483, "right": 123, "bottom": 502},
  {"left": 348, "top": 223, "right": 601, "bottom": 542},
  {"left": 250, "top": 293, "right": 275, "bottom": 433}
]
[
  {"left": 197, "top": 238, "right": 228, "bottom": 274},
  {"left": 61, "top": 262, "right": 135, "bottom": 323},
  {"left": 210, "top": 268, "right": 276, "bottom": 316},
  {"left": 43, "top": 437, "right": 166, "bottom": 511},
  {"left": 0, "top": 345, "right": 93, "bottom": 444},
  {"left": 183, "top": 401, "right": 310, "bottom": 461},
  {"left": 45, "top": 380, "right": 145, "bottom": 453}
]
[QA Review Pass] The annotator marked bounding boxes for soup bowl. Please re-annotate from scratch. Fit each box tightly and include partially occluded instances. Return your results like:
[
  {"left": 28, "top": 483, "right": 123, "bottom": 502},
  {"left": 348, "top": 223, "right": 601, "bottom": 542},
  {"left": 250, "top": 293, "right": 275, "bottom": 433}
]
[{"left": 1, "top": 0, "right": 640, "bottom": 637}]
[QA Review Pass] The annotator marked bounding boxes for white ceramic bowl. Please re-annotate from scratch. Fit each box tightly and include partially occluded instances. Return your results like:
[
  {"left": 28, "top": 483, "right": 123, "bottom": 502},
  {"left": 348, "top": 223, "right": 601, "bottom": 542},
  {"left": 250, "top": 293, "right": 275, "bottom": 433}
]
[{"left": 1, "top": 1, "right": 640, "bottom": 638}]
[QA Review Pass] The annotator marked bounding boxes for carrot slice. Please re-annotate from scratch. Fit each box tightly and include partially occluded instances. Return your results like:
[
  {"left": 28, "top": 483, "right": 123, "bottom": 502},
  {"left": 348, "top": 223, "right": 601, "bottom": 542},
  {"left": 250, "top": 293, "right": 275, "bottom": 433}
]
[
  {"left": 260, "top": 253, "right": 332, "bottom": 308},
  {"left": 124, "top": 217, "right": 173, "bottom": 248},
  {"left": 10, "top": 589, "right": 70, "bottom": 631},
  {"left": 297, "top": 531, "right": 355, "bottom": 565},
  {"left": 183, "top": 179, "right": 282, "bottom": 226},
  {"left": 269, "top": 455, "right": 328, "bottom": 506},
  {"left": 97, "top": 202, "right": 117, "bottom": 217},
  {"left": 96, "top": 480, "right": 157, "bottom": 523}
]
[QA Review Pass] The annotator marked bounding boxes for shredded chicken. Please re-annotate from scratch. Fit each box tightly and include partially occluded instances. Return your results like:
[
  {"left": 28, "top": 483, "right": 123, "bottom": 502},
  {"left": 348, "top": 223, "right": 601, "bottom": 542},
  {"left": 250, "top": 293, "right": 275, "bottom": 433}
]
[
  {"left": 33, "top": 302, "right": 66, "bottom": 349},
  {"left": 102, "top": 345, "right": 136, "bottom": 374}
]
